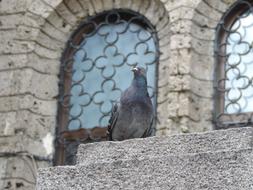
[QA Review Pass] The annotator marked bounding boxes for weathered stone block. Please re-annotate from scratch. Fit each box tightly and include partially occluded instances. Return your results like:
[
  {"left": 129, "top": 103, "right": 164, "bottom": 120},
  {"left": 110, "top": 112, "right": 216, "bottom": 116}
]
[
  {"left": 191, "top": 24, "right": 215, "bottom": 41},
  {"left": 42, "top": 22, "right": 68, "bottom": 43},
  {"left": 45, "top": 10, "right": 72, "bottom": 34},
  {"left": 0, "top": 110, "right": 55, "bottom": 141},
  {"left": 159, "top": 43, "right": 170, "bottom": 62},
  {"left": 34, "top": 44, "right": 61, "bottom": 59},
  {"left": 156, "top": 14, "right": 170, "bottom": 32},
  {"left": 190, "top": 78, "right": 213, "bottom": 98},
  {"left": 178, "top": 92, "right": 189, "bottom": 117},
  {"left": 158, "top": 21, "right": 170, "bottom": 41},
  {"left": 19, "top": 95, "right": 58, "bottom": 116},
  {"left": 192, "top": 11, "right": 218, "bottom": 29},
  {"left": 170, "top": 48, "right": 191, "bottom": 75},
  {"left": 188, "top": 93, "right": 213, "bottom": 122},
  {"left": 170, "top": 19, "right": 191, "bottom": 34},
  {"left": 27, "top": 53, "right": 60, "bottom": 75},
  {"left": 36, "top": 31, "right": 65, "bottom": 51},
  {"left": 156, "top": 118, "right": 182, "bottom": 135},
  {"left": 0, "top": 96, "right": 18, "bottom": 112},
  {"left": 188, "top": 119, "right": 213, "bottom": 133},
  {"left": 0, "top": 71, "right": 15, "bottom": 96},
  {"left": 3, "top": 156, "right": 49, "bottom": 190},
  {"left": 37, "top": 148, "right": 253, "bottom": 189},
  {"left": 0, "top": 14, "right": 23, "bottom": 30},
  {"left": 55, "top": 3, "right": 78, "bottom": 26},
  {"left": 0, "top": 54, "right": 28, "bottom": 71},
  {"left": 128, "top": 0, "right": 142, "bottom": 13},
  {"left": 77, "top": 127, "right": 253, "bottom": 165},
  {"left": 190, "top": 51, "right": 215, "bottom": 81},
  {"left": 157, "top": 63, "right": 171, "bottom": 88},
  {"left": 0, "top": 133, "right": 54, "bottom": 158},
  {"left": 28, "top": 0, "right": 54, "bottom": 19},
  {"left": 22, "top": 12, "right": 46, "bottom": 28},
  {"left": 0, "top": 157, "right": 7, "bottom": 189},
  {"left": 196, "top": 1, "right": 222, "bottom": 21},
  {"left": 0, "top": 95, "right": 57, "bottom": 116},
  {"left": 167, "top": 75, "right": 191, "bottom": 91},
  {"left": 191, "top": 38, "right": 214, "bottom": 56},
  {"left": 169, "top": 7, "right": 195, "bottom": 23},
  {"left": 43, "top": 0, "right": 62, "bottom": 8},
  {"left": 145, "top": 0, "right": 160, "bottom": 25},
  {"left": 16, "top": 25, "right": 40, "bottom": 41},
  {"left": 138, "top": 0, "right": 150, "bottom": 15},
  {"left": 0, "top": 0, "right": 33, "bottom": 14},
  {"left": 0, "top": 69, "right": 59, "bottom": 99},
  {"left": 77, "top": 0, "right": 95, "bottom": 16},
  {"left": 64, "top": 0, "right": 88, "bottom": 18},
  {"left": 204, "top": 0, "right": 228, "bottom": 13},
  {"left": 3, "top": 40, "right": 35, "bottom": 54},
  {"left": 166, "top": 92, "right": 179, "bottom": 118},
  {"left": 92, "top": 0, "right": 104, "bottom": 13},
  {"left": 170, "top": 34, "right": 191, "bottom": 49}
]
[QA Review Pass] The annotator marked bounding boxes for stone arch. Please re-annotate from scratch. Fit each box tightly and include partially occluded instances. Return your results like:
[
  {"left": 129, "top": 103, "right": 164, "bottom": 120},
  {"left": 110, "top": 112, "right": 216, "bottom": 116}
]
[{"left": 25, "top": 0, "right": 171, "bottom": 135}]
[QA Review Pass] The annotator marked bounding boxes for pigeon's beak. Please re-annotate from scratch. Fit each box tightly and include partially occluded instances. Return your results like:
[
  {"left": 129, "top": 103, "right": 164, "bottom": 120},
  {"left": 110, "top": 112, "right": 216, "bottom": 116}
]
[{"left": 131, "top": 67, "right": 138, "bottom": 72}]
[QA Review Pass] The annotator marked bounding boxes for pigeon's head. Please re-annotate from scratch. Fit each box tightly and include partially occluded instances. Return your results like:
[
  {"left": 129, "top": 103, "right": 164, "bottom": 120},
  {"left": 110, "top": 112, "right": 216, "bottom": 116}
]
[{"left": 131, "top": 66, "right": 146, "bottom": 78}]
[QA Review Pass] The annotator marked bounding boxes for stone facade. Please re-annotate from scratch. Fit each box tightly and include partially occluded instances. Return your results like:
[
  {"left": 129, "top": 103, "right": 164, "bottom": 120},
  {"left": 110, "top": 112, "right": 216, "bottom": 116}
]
[{"left": 0, "top": 0, "right": 238, "bottom": 189}]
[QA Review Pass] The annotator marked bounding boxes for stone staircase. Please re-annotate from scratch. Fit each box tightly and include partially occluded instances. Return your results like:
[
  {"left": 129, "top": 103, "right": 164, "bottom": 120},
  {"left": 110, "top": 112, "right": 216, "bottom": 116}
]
[{"left": 36, "top": 127, "right": 253, "bottom": 189}]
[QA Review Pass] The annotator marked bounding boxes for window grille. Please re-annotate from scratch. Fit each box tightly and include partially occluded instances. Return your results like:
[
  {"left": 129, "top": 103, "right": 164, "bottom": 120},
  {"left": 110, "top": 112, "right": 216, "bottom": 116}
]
[{"left": 215, "top": 0, "right": 253, "bottom": 128}]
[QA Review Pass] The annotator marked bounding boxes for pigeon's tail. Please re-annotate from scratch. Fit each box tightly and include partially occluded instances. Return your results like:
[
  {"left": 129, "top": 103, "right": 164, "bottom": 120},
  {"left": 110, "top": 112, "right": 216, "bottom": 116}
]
[
  {"left": 141, "top": 116, "right": 154, "bottom": 138},
  {"left": 107, "top": 124, "right": 112, "bottom": 141},
  {"left": 107, "top": 103, "right": 119, "bottom": 141}
]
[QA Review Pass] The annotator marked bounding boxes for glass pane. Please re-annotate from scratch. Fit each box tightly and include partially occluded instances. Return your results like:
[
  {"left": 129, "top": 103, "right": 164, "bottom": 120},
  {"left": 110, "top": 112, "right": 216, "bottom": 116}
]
[
  {"left": 67, "top": 12, "right": 158, "bottom": 130},
  {"left": 224, "top": 10, "right": 253, "bottom": 114}
]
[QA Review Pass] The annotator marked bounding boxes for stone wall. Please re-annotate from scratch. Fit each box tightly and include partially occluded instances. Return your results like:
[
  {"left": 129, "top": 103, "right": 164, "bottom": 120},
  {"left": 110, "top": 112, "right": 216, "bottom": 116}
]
[{"left": 0, "top": 0, "right": 237, "bottom": 189}]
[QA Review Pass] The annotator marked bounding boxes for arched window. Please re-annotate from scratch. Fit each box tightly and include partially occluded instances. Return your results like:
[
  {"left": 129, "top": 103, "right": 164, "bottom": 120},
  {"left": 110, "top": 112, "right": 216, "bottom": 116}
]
[
  {"left": 215, "top": 1, "right": 253, "bottom": 128},
  {"left": 55, "top": 10, "right": 159, "bottom": 165}
]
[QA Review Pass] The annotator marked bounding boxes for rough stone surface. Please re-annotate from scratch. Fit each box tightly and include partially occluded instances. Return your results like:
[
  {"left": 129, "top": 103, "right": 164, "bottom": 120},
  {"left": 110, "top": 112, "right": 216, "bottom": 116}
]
[
  {"left": 0, "top": 0, "right": 241, "bottom": 189},
  {"left": 37, "top": 148, "right": 253, "bottom": 190},
  {"left": 77, "top": 127, "right": 253, "bottom": 165}
]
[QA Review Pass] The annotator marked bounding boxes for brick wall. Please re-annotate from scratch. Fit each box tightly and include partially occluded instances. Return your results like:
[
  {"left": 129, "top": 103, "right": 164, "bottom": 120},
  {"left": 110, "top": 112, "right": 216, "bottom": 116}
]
[{"left": 0, "top": 0, "right": 237, "bottom": 189}]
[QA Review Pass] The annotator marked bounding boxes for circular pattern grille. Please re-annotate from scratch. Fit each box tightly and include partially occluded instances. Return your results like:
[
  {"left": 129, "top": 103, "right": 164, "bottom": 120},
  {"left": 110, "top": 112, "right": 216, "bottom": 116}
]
[{"left": 215, "top": 1, "right": 253, "bottom": 127}]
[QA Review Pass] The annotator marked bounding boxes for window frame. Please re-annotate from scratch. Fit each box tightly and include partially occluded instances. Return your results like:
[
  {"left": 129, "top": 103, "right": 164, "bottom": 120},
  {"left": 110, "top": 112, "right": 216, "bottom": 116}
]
[
  {"left": 54, "top": 9, "right": 159, "bottom": 165},
  {"left": 215, "top": 0, "right": 253, "bottom": 128}
]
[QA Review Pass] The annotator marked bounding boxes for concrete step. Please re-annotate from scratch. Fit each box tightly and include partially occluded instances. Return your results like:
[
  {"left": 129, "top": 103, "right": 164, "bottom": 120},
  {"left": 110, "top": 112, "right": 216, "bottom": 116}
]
[
  {"left": 37, "top": 148, "right": 253, "bottom": 190},
  {"left": 76, "top": 127, "right": 253, "bottom": 165}
]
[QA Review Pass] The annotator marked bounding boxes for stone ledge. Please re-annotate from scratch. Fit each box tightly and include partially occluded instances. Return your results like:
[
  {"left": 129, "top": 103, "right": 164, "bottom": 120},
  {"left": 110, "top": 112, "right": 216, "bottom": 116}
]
[
  {"left": 37, "top": 148, "right": 253, "bottom": 190},
  {"left": 77, "top": 127, "right": 253, "bottom": 165}
]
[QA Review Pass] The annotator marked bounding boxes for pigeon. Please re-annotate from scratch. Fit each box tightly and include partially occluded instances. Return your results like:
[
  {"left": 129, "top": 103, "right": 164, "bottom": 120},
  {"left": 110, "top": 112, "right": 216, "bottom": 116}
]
[{"left": 107, "top": 66, "right": 154, "bottom": 141}]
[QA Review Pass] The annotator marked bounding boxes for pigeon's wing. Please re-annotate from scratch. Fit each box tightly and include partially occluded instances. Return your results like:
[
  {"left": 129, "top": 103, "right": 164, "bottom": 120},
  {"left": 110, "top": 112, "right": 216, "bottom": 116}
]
[
  {"left": 107, "top": 103, "right": 119, "bottom": 140},
  {"left": 142, "top": 93, "right": 154, "bottom": 137}
]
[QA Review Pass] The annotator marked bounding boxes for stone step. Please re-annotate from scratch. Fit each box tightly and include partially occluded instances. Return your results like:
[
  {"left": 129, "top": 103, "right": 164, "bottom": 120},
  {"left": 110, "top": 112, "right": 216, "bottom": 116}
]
[
  {"left": 76, "top": 127, "right": 253, "bottom": 165},
  {"left": 37, "top": 148, "right": 253, "bottom": 190}
]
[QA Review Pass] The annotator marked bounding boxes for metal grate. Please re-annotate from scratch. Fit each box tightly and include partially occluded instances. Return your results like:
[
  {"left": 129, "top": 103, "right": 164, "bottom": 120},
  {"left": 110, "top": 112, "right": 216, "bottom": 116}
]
[
  {"left": 215, "top": 0, "right": 253, "bottom": 128},
  {"left": 55, "top": 9, "right": 159, "bottom": 165}
]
